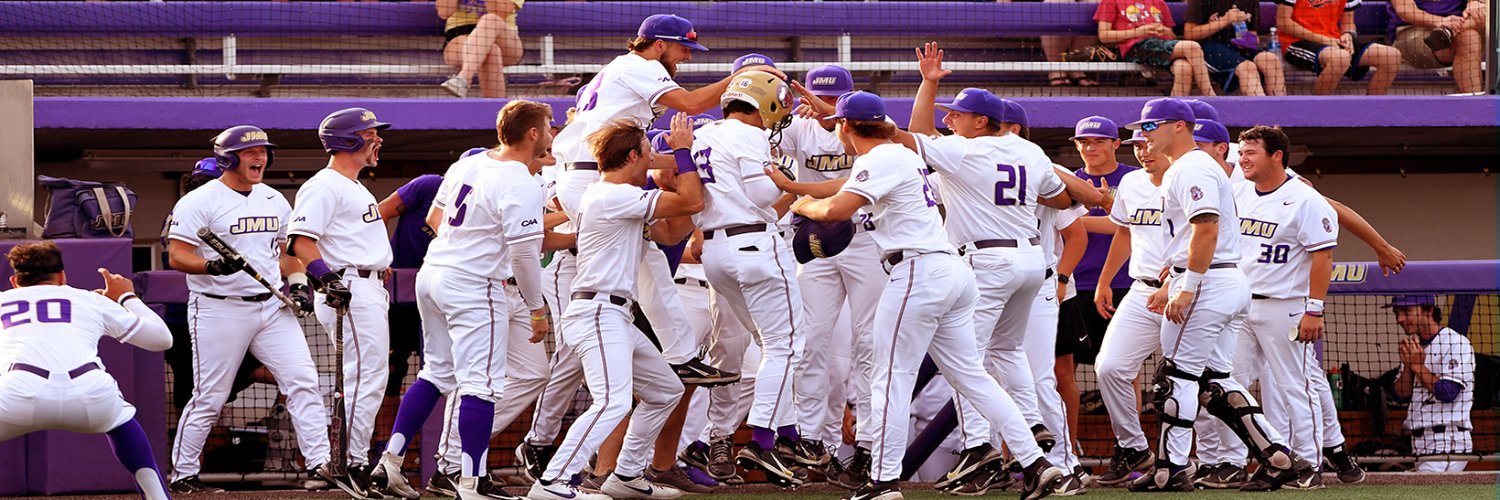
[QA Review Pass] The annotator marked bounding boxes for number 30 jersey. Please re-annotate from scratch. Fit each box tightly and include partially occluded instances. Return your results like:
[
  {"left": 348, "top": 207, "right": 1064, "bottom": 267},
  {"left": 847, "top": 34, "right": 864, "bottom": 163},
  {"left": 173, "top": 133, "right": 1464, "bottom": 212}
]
[
  {"left": 1232, "top": 176, "right": 1339, "bottom": 299},
  {"left": 428, "top": 153, "right": 546, "bottom": 280},
  {"left": 913, "top": 133, "right": 1065, "bottom": 246}
]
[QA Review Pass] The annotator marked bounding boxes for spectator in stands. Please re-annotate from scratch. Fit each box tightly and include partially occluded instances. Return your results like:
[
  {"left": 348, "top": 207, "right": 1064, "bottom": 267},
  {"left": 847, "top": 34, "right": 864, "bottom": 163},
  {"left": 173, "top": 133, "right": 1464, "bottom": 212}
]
[
  {"left": 1389, "top": 0, "right": 1488, "bottom": 93},
  {"left": 1276, "top": 0, "right": 1402, "bottom": 95},
  {"left": 1389, "top": 294, "right": 1475, "bottom": 472},
  {"left": 1095, "top": 0, "right": 1218, "bottom": 95},
  {"left": 1184, "top": 0, "right": 1288, "bottom": 95},
  {"left": 438, "top": 0, "right": 524, "bottom": 98},
  {"left": 1036, "top": 0, "right": 1103, "bottom": 86}
]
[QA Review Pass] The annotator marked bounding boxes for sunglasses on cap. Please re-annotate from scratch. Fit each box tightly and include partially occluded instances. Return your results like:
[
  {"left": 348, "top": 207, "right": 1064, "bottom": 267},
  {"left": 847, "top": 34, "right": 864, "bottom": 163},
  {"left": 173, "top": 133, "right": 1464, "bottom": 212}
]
[{"left": 658, "top": 31, "right": 699, "bottom": 43}]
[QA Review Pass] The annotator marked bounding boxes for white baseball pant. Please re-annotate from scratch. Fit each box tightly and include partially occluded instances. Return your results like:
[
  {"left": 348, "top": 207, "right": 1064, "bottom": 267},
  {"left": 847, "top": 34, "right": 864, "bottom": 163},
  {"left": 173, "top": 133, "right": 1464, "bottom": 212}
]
[
  {"left": 795, "top": 232, "right": 883, "bottom": 448},
  {"left": 955, "top": 245, "right": 1045, "bottom": 449},
  {"left": 1022, "top": 274, "right": 1079, "bottom": 471},
  {"left": 1094, "top": 280, "right": 1163, "bottom": 453},
  {"left": 171, "top": 295, "right": 330, "bottom": 480},
  {"left": 638, "top": 248, "right": 700, "bottom": 365},
  {"left": 1194, "top": 312, "right": 1247, "bottom": 467},
  {"left": 701, "top": 230, "right": 806, "bottom": 430},
  {"left": 314, "top": 273, "right": 390, "bottom": 467},
  {"left": 541, "top": 298, "right": 684, "bottom": 480},
  {"left": 867, "top": 252, "right": 1041, "bottom": 482},
  {"left": 0, "top": 368, "right": 135, "bottom": 439},
  {"left": 1209, "top": 298, "right": 1323, "bottom": 463},
  {"left": 686, "top": 285, "right": 761, "bottom": 447},
  {"left": 1413, "top": 430, "right": 1472, "bottom": 472},
  {"left": 524, "top": 253, "right": 583, "bottom": 447}
]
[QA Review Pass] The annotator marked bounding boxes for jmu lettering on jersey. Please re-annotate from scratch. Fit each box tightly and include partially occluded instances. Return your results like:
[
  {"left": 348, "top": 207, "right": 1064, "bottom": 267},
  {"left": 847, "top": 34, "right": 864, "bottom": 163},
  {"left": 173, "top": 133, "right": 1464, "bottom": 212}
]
[
  {"left": 1129, "top": 208, "right": 1162, "bottom": 226},
  {"left": 1239, "top": 218, "right": 1280, "bottom": 239},
  {"left": 229, "top": 216, "right": 281, "bottom": 234},
  {"left": 361, "top": 204, "right": 381, "bottom": 223},
  {"left": 804, "top": 154, "right": 853, "bottom": 172}
]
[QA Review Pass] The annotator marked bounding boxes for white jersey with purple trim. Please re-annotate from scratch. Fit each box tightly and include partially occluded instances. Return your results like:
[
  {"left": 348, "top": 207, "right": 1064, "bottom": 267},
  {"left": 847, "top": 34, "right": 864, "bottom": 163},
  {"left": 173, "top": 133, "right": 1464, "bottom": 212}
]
[
  {"left": 1232, "top": 177, "right": 1339, "bottom": 299},
  {"left": 570, "top": 182, "right": 661, "bottom": 300},
  {"left": 1108, "top": 170, "right": 1169, "bottom": 281},
  {"left": 427, "top": 154, "right": 545, "bottom": 280},
  {"left": 0, "top": 285, "right": 147, "bottom": 371},
  {"left": 287, "top": 168, "right": 393, "bottom": 270},
  {"left": 838, "top": 143, "right": 952, "bottom": 256},
  {"left": 553, "top": 53, "right": 683, "bottom": 164},
  {"left": 167, "top": 180, "right": 292, "bottom": 296},
  {"left": 1039, "top": 203, "right": 1087, "bottom": 269},
  {"left": 779, "top": 117, "right": 854, "bottom": 183},
  {"left": 691, "top": 119, "right": 782, "bottom": 230},
  {"left": 1404, "top": 327, "right": 1475, "bottom": 430},
  {"left": 1159, "top": 149, "right": 1241, "bottom": 268},
  {"left": 913, "top": 133, "right": 1065, "bottom": 244}
]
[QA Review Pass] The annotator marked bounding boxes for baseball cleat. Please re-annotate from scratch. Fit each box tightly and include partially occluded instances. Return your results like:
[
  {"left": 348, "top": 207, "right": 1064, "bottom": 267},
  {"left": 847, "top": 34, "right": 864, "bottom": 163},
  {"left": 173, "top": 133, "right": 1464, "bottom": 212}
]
[
  {"left": 843, "top": 479, "right": 903, "bottom": 500},
  {"left": 600, "top": 473, "right": 684, "bottom": 499},
  {"left": 1126, "top": 466, "right": 1195, "bottom": 493},
  {"left": 1195, "top": 463, "right": 1247, "bottom": 489},
  {"left": 1285, "top": 467, "right": 1326, "bottom": 490},
  {"left": 476, "top": 475, "right": 523, "bottom": 500},
  {"left": 1095, "top": 445, "right": 1152, "bottom": 486},
  {"left": 517, "top": 441, "right": 557, "bottom": 483},
  {"left": 1240, "top": 456, "right": 1314, "bottom": 492},
  {"left": 648, "top": 465, "right": 714, "bottom": 494},
  {"left": 426, "top": 470, "right": 459, "bottom": 497},
  {"left": 528, "top": 480, "right": 611, "bottom": 500},
  {"left": 829, "top": 446, "right": 872, "bottom": 490},
  {"left": 1018, "top": 458, "right": 1067, "bottom": 500},
  {"left": 312, "top": 462, "right": 366, "bottom": 500},
  {"left": 1031, "top": 424, "right": 1057, "bottom": 454},
  {"left": 168, "top": 475, "right": 225, "bottom": 494},
  {"left": 348, "top": 464, "right": 381, "bottom": 499},
  {"left": 934, "top": 442, "right": 1001, "bottom": 490},
  {"left": 369, "top": 453, "right": 420, "bottom": 499},
  {"left": 776, "top": 437, "right": 833, "bottom": 466},
  {"left": 669, "top": 357, "right": 740, "bottom": 386},
  {"left": 1324, "top": 444, "right": 1366, "bottom": 484},
  {"left": 943, "top": 462, "right": 1011, "bottom": 496},
  {"left": 1053, "top": 469, "right": 1088, "bottom": 496},
  {"left": 736, "top": 441, "right": 804, "bottom": 487}
]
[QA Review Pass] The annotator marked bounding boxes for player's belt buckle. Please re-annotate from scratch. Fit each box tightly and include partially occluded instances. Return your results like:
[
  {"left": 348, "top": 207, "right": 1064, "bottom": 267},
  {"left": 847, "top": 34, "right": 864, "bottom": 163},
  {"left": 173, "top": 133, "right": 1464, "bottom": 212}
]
[
  {"left": 1413, "top": 425, "right": 1470, "bottom": 437},
  {"left": 204, "top": 292, "right": 274, "bottom": 302},
  {"left": 1139, "top": 278, "right": 1164, "bottom": 288},
  {"left": 7, "top": 362, "right": 99, "bottom": 379},
  {"left": 703, "top": 223, "right": 767, "bottom": 240},
  {"left": 571, "top": 291, "right": 630, "bottom": 307},
  {"left": 674, "top": 277, "right": 710, "bottom": 289},
  {"left": 339, "top": 268, "right": 388, "bottom": 281},
  {"left": 1170, "top": 263, "right": 1238, "bottom": 274},
  {"left": 565, "top": 162, "right": 599, "bottom": 171}
]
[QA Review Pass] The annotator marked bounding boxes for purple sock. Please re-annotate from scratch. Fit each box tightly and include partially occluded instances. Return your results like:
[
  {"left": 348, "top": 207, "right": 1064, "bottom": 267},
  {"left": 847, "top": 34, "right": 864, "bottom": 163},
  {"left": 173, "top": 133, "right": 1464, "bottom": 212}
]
[
  {"left": 751, "top": 426, "right": 775, "bottom": 450},
  {"left": 106, "top": 418, "right": 168, "bottom": 495},
  {"left": 386, "top": 378, "right": 441, "bottom": 456},
  {"left": 459, "top": 395, "right": 495, "bottom": 477},
  {"left": 777, "top": 425, "right": 799, "bottom": 442}
]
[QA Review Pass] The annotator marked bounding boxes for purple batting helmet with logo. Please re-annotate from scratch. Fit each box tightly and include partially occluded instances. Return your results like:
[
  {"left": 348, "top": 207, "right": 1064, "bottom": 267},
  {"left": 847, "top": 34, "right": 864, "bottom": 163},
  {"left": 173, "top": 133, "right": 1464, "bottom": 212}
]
[
  {"left": 319, "top": 107, "right": 391, "bottom": 154},
  {"left": 792, "top": 216, "right": 856, "bottom": 264},
  {"left": 212, "top": 125, "right": 276, "bottom": 170}
]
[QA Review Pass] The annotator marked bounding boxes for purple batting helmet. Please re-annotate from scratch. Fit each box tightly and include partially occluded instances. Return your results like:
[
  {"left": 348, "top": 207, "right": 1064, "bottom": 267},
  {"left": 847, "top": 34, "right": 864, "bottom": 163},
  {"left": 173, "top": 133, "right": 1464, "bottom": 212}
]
[
  {"left": 792, "top": 216, "right": 856, "bottom": 264},
  {"left": 319, "top": 108, "right": 391, "bottom": 154},
  {"left": 212, "top": 125, "right": 276, "bottom": 170}
]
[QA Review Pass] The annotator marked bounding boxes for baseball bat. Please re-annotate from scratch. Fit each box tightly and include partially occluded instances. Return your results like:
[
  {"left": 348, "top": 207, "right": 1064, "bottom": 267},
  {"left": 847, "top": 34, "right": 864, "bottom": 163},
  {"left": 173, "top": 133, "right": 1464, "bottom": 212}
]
[
  {"left": 330, "top": 306, "right": 349, "bottom": 475},
  {"left": 196, "top": 228, "right": 306, "bottom": 317}
]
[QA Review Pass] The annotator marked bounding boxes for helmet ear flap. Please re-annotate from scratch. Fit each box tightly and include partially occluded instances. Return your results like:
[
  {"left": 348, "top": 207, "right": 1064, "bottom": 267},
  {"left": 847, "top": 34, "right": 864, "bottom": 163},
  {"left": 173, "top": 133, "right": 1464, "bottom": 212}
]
[{"left": 214, "top": 147, "right": 238, "bottom": 170}]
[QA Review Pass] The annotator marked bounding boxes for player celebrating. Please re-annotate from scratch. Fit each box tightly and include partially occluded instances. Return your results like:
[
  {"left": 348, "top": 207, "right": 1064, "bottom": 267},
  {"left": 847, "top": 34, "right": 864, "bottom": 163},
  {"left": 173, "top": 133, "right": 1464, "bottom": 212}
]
[
  {"left": 166, "top": 126, "right": 344, "bottom": 494},
  {"left": 0, "top": 243, "right": 173, "bottom": 500},
  {"left": 791, "top": 91, "right": 1065, "bottom": 500},
  {"left": 1126, "top": 98, "right": 1311, "bottom": 492},
  {"left": 369, "top": 100, "right": 553, "bottom": 500},
  {"left": 287, "top": 108, "right": 395, "bottom": 497},
  {"left": 528, "top": 115, "right": 705, "bottom": 500}
]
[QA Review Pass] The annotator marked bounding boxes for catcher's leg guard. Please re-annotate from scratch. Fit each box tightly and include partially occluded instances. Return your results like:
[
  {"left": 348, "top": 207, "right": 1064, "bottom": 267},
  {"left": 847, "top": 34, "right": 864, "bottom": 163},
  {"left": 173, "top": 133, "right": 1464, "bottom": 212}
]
[
  {"left": 1152, "top": 359, "right": 1198, "bottom": 467},
  {"left": 1200, "top": 375, "right": 1293, "bottom": 471}
]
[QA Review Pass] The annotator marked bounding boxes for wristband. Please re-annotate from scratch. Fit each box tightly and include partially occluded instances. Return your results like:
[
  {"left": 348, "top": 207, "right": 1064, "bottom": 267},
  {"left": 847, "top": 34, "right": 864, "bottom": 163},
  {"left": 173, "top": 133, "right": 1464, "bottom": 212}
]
[
  {"left": 531, "top": 315, "right": 547, "bottom": 322},
  {"left": 306, "top": 259, "right": 335, "bottom": 281},
  {"left": 1179, "top": 270, "right": 1204, "bottom": 291},
  {"left": 116, "top": 292, "right": 139, "bottom": 305},
  {"left": 1306, "top": 298, "right": 1326, "bottom": 315},
  {"left": 288, "top": 272, "right": 310, "bottom": 288},
  {"left": 673, "top": 148, "right": 697, "bottom": 175},
  {"left": 1057, "top": 274, "right": 1071, "bottom": 284}
]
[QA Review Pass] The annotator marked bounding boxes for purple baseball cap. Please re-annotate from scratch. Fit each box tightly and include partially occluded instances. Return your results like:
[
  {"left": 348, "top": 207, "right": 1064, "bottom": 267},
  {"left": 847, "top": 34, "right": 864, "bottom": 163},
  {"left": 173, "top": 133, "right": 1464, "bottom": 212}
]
[
  {"left": 1382, "top": 295, "right": 1437, "bottom": 308},
  {"left": 1192, "top": 119, "right": 1231, "bottom": 144},
  {"left": 830, "top": 91, "right": 886, "bottom": 121},
  {"left": 1071, "top": 115, "right": 1120, "bottom": 140},
  {"left": 688, "top": 113, "right": 716, "bottom": 129},
  {"left": 805, "top": 65, "right": 854, "bottom": 97},
  {"left": 647, "top": 129, "right": 671, "bottom": 154},
  {"left": 192, "top": 157, "right": 224, "bottom": 177},
  {"left": 639, "top": 14, "right": 708, "bottom": 51},
  {"left": 1126, "top": 98, "right": 1197, "bottom": 130},
  {"left": 936, "top": 88, "right": 1006, "bottom": 125},
  {"left": 1184, "top": 99, "right": 1221, "bottom": 122},
  {"left": 460, "top": 147, "right": 489, "bottom": 159},
  {"left": 733, "top": 53, "right": 775, "bottom": 72},
  {"left": 999, "top": 99, "right": 1029, "bottom": 128},
  {"left": 1122, "top": 129, "right": 1147, "bottom": 144}
]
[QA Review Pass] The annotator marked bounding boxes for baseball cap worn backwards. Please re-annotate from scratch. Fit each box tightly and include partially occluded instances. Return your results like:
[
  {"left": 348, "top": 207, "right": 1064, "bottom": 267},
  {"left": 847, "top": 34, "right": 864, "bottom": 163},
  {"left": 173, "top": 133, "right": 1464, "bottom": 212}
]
[{"left": 639, "top": 14, "right": 708, "bottom": 51}]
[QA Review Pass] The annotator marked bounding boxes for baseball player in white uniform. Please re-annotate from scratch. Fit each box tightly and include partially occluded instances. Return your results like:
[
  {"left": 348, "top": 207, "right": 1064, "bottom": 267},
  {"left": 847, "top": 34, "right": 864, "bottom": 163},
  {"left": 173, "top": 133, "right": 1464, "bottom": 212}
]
[
  {"left": 790, "top": 91, "right": 1065, "bottom": 500},
  {"left": 527, "top": 116, "right": 703, "bottom": 500},
  {"left": 166, "top": 126, "right": 344, "bottom": 494},
  {"left": 368, "top": 100, "right": 553, "bottom": 500},
  {"left": 1125, "top": 98, "right": 1311, "bottom": 492},
  {"left": 519, "top": 16, "right": 773, "bottom": 476},
  {"left": 906, "top": 44, "right": 1074, "bottom": 490},
  {"left": 0, "top": 243, "right": 173, "bottom": 500},
  {"left": 288, "top": 108, "right": 395, "bottom": 496},
  {"left": 1391, "top": 295, "right": 1475, "bottom": 472},
  {"left": 678, "top": 266, "right": 764, "bottom": 484},
  {"left": 1091, "top": 131, "right": 1169, "bottom": 486}
]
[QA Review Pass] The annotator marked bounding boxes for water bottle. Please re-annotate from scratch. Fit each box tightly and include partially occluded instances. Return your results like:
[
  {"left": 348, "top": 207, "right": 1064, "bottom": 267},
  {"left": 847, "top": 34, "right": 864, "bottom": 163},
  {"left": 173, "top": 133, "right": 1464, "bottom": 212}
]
[
  {"left": 1328, "top": 366, "right": 1343, "bottom": 411},
  {"left": 1268, "top": 27, "right": 1282, "bottom": 53},
  {"left": 1233, "top": 21, "right": 1248, "bottom": 36}
]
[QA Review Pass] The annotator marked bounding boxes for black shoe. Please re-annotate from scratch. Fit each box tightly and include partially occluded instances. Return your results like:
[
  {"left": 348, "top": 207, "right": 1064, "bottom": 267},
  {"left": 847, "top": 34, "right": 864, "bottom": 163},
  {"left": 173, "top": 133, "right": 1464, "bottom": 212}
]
[
  {"left": 1284, "top": 466, "right": 1326, "bottom": 490},
  {"left": 829, "top": 446, "right": 872, "bottom": 490},
  {"left": 349, "top": 464, "right": 382, "bottom": 499},
  {"left": 313, "top": 463, "right": 367, "bottom": 500},
  {"left": 517, "top": 441, "right": 557, "bottom": 483},
  {"left": 945, "top": 461, "right": 1012, "bottom": 496},
  {"left": 935, "top": 443, "right": 1001, "bottom": 490},
  {"left": 1053, "top": 469, "right": 1088, "bottom": 496},
  {"left": 169, "top": 475, "right": 226, "bottom": 494},
  {"left": 736, "top": 441, "right": 803, "bottom": 487},
  {"left": 1126, "top": 466, "right": 1194, "bottom": 493},
  {"left": 427, "top": 470, "right": 459, "bottom": 497},
  {"left": 1190, "top": 462, "right": 1218, "bottom": 485},
  {"left": 670, "top": 357, "right": 741, "bottom": 386},
  {"left": 699, "top": 436, "right": 738, "bottom": 481},
  {"left": 1239, "top": 456, "right": 1313, "bottom": 492},
  {"left": 775, "top": 437, "right": 832, "bottom": 466},
  {"left": 843, "top": 479, "right": 902, "bottom": 500},
  {"left": 1018, "top": 458, "right": 1066, "bottom": 500},
  {"left": 1031, "top": 424, "right": 1057, "bottom": 454},
  {"left": 478, "top": 475, "right": 523, "bottom": 499},
  {"left": 1323, "top": 444, "right": 1366, "bottom": 484},
  {"left": 1095, "top": 445, "right": 1152, "bottom": 486},
  {"left": 1196, "top": 463, "right": 1247, "bottom": 489}
]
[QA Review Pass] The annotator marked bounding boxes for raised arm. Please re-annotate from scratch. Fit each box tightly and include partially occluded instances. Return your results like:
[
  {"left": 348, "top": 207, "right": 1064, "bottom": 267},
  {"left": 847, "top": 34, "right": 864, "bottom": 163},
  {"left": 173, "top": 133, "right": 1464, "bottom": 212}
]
[
  {"left": 1326, "top": 197, "right": 1405, "bottom": 275},
  {"left": 657, "top": 64, "right": 787, "bottom": 115},
  {"left": 908, "top": 42, "right": 952, "bottom": 136}
]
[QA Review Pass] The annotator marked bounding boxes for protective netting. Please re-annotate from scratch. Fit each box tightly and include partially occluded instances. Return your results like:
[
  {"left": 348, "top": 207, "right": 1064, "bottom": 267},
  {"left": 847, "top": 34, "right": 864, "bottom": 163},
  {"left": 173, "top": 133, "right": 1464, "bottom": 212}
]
[{"left": 3, "top": 0, "right": 1489, "bottom": 99}]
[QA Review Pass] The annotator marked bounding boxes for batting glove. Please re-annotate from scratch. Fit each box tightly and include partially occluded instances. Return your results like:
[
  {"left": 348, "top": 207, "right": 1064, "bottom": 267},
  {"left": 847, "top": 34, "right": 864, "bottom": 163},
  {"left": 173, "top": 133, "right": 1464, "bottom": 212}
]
[
  {"left": 204, "top": 255, "right": 246, "bottom": 276},
  {"left": 288, "top": 272, "right": 316, "bottom": 315},
  {"left": 322, "top": 279, "right": 352, "bottom": 310}
]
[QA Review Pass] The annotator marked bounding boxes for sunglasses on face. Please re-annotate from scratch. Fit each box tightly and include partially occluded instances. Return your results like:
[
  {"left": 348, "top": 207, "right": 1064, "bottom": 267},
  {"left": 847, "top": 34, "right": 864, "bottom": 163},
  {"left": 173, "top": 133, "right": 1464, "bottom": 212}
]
[{"left": 1140, "top": 120, "right": 1174, "bottom": 132}]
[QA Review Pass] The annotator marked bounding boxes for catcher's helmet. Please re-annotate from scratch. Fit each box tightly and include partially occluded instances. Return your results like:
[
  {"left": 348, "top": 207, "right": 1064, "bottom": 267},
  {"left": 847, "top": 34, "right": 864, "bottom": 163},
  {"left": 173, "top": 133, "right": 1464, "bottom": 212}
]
[
  {"left": 212, "top": 125, "right": 276, "bottom": 170},
  {"left": 721, "top": 71, "right": 793, "bottom": 133},
  {"left": 319, "top": 108, "right": 391, "bottom": 154}
]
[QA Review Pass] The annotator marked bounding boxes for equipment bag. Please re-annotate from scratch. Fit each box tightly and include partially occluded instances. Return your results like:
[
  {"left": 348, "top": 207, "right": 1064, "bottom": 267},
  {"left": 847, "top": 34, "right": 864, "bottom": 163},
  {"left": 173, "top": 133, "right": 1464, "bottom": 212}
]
[{"left": 38, "top": 175, "right": 137, "bottom": 239}]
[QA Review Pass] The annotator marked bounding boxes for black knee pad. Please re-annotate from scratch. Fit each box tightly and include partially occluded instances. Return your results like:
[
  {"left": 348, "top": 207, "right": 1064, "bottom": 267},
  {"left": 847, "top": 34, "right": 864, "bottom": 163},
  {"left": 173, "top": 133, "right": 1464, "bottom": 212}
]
[{"left": 1199, "top": 381, "right": 1284, "bottom": 463}]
